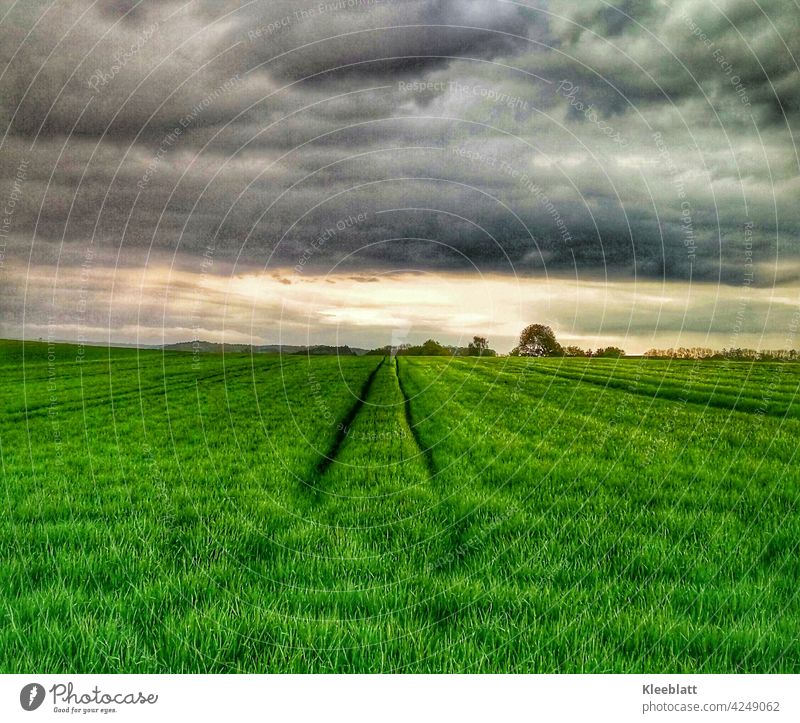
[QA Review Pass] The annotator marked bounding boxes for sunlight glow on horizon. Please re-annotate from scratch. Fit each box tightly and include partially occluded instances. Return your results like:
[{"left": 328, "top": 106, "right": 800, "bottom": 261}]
[{"left": 6, "top": 262, "right": 799, "bottom": 355}]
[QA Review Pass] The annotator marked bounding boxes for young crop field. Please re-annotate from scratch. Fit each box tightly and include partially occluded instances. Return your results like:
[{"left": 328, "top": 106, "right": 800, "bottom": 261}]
[{"left": 1, "top": 340, "right": 798, "bottom": 673}]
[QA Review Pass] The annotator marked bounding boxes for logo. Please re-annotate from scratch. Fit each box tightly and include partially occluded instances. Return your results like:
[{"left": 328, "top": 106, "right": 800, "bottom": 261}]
[{"left": 20, "top": 684, "right": 44, "bottom": 711}]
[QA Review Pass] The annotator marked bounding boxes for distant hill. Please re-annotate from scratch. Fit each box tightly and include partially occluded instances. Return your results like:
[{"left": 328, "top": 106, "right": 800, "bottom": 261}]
[
  {"left": 162, "top": 341, "right": 252, "bottom": 353},
  {"left": 162, "top": 341, "right": 369, "bottom": 356},
  {"left": 257, "top": 344, "right": 308, "bottom": 354},
  {"left": 294, "top": 345, "right": 360, "bottom": 356}
]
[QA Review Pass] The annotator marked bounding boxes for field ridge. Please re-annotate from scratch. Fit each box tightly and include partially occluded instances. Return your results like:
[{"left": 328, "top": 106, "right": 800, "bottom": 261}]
[
  {"left": 395, "top": 357, "right": 436, "bottom": 479},
  {"left": 316, "top": 357, "right": 385, "bottom": 473},
  {"left": 2, "top": 340, "right": 799, "bottom": 673},
  {"left": 522, "top": 362, "right": 800, "bottom": 419}
]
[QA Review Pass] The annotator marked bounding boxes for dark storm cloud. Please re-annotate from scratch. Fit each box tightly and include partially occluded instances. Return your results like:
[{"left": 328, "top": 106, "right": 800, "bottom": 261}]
[
  {"left": 0, "top": 3, "right": 252, "bottom": 141},
  {"left": 1, "top": 0, "right": 799, "bottom": 346},
  {"left": 230, "top": 0, "right": 536, "bottom": 81},
  {"left": 536, "top": 0, "right": 800, "bottom": 126}
]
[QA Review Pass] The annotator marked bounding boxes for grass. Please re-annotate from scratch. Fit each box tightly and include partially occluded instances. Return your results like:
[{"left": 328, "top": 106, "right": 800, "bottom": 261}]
[{"left": 1, "top": 340, "right": 798, "bottom": 672}]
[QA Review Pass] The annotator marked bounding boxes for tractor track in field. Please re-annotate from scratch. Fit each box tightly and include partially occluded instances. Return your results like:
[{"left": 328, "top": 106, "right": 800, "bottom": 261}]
[
  {"left": 2, "top": 357, "right": 304, "bottom": 424},
  {"left": 1, "top": 363, "right": 278, "bottom": 423},
  {"left": 394, "top": 357, "right": 436, "bottom": 479},
  {"left": 316, "top": 357, "right": 385, "bottom": 474},
  {"left": 314, "top": 356, "right": 437, "bottom": 480},
  {"left": 517, "top": 364, "right": 800, "bottom": 420}
]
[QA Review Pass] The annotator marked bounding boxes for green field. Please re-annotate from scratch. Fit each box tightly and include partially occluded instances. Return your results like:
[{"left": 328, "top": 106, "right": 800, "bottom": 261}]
[{"left": 1, "top": 339, "right": 799, "bottom": 672}]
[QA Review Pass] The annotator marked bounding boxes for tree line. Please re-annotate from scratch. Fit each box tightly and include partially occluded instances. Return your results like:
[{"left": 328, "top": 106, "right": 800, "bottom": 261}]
[
  {"left": 367, "top": 326, "right": 625, "bottom": 358},
  {"left": 644, "top": 347, "right": 800, "bottom": 361},
  {"left": 366, "top": 325, "right": 800, "bottom": 360},
  {"left": 366, "top": 336, "right": 498, "bottom": 357},
  {"left": 509, "top": 324, "right": 625, "bottom": 357}
]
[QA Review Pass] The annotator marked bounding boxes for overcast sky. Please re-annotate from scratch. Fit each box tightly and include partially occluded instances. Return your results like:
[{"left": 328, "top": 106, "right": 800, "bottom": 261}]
[{"left": 1, "top": 0, "right": 798, "bottom": 352}]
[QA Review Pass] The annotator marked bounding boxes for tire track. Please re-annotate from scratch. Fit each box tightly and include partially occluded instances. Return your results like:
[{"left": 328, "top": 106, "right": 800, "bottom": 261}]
[
  {"left": 315, "top": 357, "right": 385, "bottom": 474},
  {"left": 394, "top": 357, "right": 436, "bottom": 479}
]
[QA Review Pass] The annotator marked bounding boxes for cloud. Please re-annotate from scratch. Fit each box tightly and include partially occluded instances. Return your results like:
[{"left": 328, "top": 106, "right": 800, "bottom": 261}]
[
  {"left": 232, "top": 0, "right": 535, "bottom": 82},
  {"left": 0, "top": 0, "right": 798, "bottom": 345},
  {"left": 5, "top": 261, "right": 800, "bottom": 353}
]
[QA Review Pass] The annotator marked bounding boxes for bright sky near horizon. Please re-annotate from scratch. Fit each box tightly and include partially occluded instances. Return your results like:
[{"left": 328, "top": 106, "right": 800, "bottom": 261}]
[{"left": 1, "top": 1, "right": 798, "bottom": 352}]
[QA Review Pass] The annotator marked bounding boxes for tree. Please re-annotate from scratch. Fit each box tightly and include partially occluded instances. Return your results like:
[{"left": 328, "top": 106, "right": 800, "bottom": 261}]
[
  {"left": 563, "top": 345, "right": 587, "bottom": 357},
  {"left": 594, "top": 346, "right": 626, "bottom": 358},
  {"left": 470, "top": 336, "right": 488, "bottom": 352},
  {"left": 467, "top": 336, "right": 489, "bottom": 356},
  {"left": 397, "top": 339, "right": 452, "bottom": 356},
  {"left": 515, "top": 324, "right": 563, "bottom": 357},
  {"left": 420, "top": 339, "right": 449, "bottom": 356}
]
